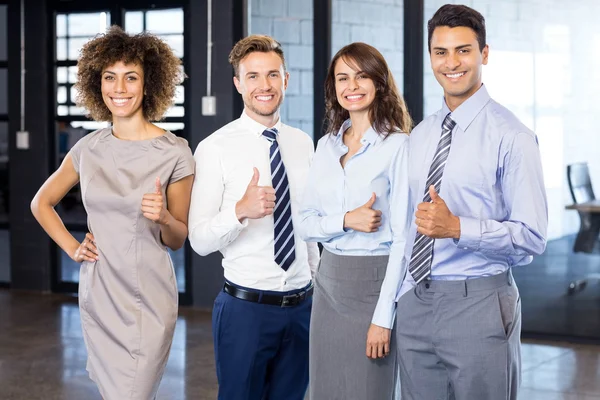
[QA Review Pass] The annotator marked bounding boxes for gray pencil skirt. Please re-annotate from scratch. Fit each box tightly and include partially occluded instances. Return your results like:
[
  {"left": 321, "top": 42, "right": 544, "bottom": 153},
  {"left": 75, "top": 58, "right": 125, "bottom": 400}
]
[{"left": 309, "top": 250, "right": 397, "bottom": 400}]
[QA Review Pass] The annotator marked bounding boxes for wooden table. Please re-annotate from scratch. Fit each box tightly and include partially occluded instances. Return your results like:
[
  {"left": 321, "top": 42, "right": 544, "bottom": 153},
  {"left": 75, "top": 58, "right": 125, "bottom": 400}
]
[
  {"left": 566, "top": 200, "right": 600, "bottom": 213},
  {"left": 565, "top": 200, "right": 600, "bottom": 253}
]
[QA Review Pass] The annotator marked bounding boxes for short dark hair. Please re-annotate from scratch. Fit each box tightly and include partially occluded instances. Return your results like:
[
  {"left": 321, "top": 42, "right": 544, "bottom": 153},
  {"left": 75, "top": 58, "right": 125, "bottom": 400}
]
[
  {"left": 75, "top": 25, "right": 183, "bottom": 122},
  {"left": 427, "top": 4, "right": 486, "bottom": 52},
  {"left": 229, "top": 35, "right": 286, "bottom": 77},
  {"left": 324, "top": 42, "right": 412, "bottom": 137}
]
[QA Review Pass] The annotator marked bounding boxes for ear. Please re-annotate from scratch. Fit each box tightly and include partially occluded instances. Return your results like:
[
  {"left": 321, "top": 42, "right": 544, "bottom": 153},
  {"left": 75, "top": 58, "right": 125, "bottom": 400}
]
[
  {"left": 233, "top": 76, "right": 242, "bottom": 94},
  {"left": 481, "top": 44, "right": 489, "bottom": 66},
  {"left": 283, "top": 71, "right": 290, "bottom": 91}
]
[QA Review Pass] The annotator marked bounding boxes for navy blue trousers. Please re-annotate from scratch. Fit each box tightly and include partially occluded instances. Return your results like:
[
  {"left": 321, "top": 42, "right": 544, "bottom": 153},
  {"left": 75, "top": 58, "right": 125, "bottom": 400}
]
[{"left": 212, "top": 282, "right": 312, "bottom": 400}]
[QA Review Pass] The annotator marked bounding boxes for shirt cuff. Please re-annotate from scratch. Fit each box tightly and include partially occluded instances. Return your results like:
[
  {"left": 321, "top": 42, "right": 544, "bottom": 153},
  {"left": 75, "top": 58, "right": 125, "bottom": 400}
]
[
  {"left": 223, "top": 205, "right": 249, "bottom": 231},
  {"left": 371, "top": 299, "right": 396, "bottom": 329},
  {"left": 456, "top": 216, "right": 482, "bottom": 251},
  {"left": 322, "top": 212, "right": 347, "bottom": 237}
]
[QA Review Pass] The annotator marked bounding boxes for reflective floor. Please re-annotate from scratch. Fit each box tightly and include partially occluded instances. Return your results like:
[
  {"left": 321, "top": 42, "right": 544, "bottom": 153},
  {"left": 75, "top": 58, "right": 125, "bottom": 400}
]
[{"left": 0, "top": 290, "right": 599, "bottom": 400}]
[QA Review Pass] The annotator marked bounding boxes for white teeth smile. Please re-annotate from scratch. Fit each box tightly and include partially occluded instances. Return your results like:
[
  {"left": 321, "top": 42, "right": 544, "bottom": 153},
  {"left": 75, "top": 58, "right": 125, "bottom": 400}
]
[
  {"left": 346, "top": 95, "right": 364, "bottom": 100},
  {"left": 256, "top": 95, "right": 274, "bottom": 101},
  {"left": 112, "top": 98, "right": 131, "bottom": 105},
  {"left": 445, "top": 72, "right": 465, "bottom": 79}
]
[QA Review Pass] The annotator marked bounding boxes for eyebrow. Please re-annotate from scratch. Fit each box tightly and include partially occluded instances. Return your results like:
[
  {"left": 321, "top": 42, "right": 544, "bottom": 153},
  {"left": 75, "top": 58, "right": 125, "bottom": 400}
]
[
  {"left": 245, "top": 70, "right": 281, "bottom": 76},
  {"left": 335, "top": 70, "right": 365, "bottom": 76},
  {"left": 432, "top": 44, "right": 473, "bottom": 51},
  {"left": 103, "top": 71, "right": 140, "bottom": 75}
]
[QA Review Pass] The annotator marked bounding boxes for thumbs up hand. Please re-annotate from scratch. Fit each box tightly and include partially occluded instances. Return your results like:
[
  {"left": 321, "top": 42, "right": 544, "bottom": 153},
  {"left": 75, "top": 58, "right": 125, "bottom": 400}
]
[
  {"left": 235, "top": 167, "right": 277, "bottom": 222},
  {"left": 343, "top": 192, "right": 383, "bottom": 233},
  {"left": 142, "top": 177, "right": 170, "bottom": 225},
  {"left": 414, "top": 185, "right": 461, "bottom": 239}
]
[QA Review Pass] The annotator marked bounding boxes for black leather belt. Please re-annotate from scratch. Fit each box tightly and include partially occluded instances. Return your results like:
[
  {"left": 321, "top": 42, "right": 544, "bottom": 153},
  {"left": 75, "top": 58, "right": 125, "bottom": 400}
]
[{"left": 223, "top": 281, "right": 313, "bottom": 308}]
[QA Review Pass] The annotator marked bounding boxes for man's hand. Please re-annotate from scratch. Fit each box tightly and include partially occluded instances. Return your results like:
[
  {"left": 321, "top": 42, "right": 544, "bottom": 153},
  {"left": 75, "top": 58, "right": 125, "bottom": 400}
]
[
  {"left": 343, "top": 193, "right": 382, "bottom": 233},
  {"left": 366, "top": 323, "right": 391, "bottom": 359},
  {"left": 235, "top": 168, "right": 276, "bottom": 222},
  {"left": 415, "top": 185, "right": 461, "bottom": 239}
]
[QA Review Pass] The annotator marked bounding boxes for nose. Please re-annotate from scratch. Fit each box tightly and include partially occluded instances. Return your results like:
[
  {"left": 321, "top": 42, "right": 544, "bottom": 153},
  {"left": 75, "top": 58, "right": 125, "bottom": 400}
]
[
  {"left": 348, "top": 77, "right": 359, "bottom": 90},
  {"left": 114, "top": 77, "right": 126, "bottom": 93},
  {"left": 445, "top": 52, "right": 460, "bottom": 70},
  {"left": 259, "top": 75, "right": 272, "bottom": 90}
]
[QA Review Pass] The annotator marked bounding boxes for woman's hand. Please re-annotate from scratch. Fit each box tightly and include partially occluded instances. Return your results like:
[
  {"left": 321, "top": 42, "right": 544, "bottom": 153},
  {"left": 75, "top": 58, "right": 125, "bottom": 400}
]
[
  {"left": 344, "top": 193, "right": 382, "bottom": 233},
  {"left": 366, "top": 323, "right": 391, "bottom": 359},
  {"left": 72, "top": 233, "right": 99, "bottom": 263},
  {"left": 142, "top": 177, "right": 171, "bottom": 225}
]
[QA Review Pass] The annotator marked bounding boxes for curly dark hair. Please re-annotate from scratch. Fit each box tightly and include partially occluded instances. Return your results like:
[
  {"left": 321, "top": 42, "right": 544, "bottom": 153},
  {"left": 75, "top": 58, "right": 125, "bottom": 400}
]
[
  {"left": 324, "top": 43, "right": 412, "bottom": 138},
  {"left": 75, "top": 25, "right": 183, "bottom": 122}
]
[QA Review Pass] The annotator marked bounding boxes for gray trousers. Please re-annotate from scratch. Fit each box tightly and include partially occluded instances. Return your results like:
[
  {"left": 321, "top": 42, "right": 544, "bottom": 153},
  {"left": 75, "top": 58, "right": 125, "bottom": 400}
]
[{"left": 396, "top": 270, "right": 521, "bottom": 400}]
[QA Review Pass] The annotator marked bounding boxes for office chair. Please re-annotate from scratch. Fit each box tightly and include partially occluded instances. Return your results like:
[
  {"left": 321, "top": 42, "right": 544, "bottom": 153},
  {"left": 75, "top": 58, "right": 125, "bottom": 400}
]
[{"left": 566, "top": 162, "right": 600, "bottom": 294}]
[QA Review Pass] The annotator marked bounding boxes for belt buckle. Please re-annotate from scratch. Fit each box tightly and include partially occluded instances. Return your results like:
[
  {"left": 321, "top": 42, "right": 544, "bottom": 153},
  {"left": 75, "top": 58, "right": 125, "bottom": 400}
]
[{"left": 281, "top": 292, "right": 302, "bottom": 307}]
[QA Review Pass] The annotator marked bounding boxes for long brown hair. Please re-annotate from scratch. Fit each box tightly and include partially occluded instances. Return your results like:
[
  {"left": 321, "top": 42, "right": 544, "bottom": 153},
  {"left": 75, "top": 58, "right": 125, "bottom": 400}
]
[{"left": 324, "top": 42, "right": 412, "bottom": 137}]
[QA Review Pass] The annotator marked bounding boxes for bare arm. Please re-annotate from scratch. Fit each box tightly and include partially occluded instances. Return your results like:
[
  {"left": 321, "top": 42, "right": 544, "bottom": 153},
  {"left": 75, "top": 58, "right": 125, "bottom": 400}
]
[{"left": 30, "top": 153, "right": 92, "bottom": 261}]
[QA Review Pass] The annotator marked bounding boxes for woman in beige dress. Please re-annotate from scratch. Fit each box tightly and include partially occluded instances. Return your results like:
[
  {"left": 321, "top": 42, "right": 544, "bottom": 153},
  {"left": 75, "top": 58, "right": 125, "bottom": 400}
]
[{"left": 30, "top": 26, "right": 194, "bottom": 400}]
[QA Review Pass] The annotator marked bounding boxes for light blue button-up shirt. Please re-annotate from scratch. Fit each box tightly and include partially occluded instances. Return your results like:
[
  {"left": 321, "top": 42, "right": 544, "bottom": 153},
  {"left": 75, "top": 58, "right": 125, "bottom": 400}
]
[
  {"left": 397, "top": 84, "right": 548, "bottom": 298},
  {"left": 298, "top": 120, "right": 410, "bottom": 329}
]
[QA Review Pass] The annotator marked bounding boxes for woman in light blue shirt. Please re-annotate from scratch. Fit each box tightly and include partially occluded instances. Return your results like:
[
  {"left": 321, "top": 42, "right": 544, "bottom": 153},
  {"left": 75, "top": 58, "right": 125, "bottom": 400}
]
[{"left": 299, "top": 42, "right": 412, "bottom": 399}]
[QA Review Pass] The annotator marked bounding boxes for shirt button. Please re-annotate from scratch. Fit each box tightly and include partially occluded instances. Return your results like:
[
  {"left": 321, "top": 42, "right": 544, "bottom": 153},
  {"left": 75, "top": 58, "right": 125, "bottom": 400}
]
[
  {"left": 425, "top": 283, "right": 430, "bottom": 289},
  {"left": 284, "top": 281, "right": 287, "bottom": 286}
]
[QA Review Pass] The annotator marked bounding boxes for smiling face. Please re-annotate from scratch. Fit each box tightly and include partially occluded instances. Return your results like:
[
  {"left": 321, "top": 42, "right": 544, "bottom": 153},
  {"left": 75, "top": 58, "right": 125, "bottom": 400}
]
[
  {"left": 333, "top": 57, "right": 376, "bottom": 115},
  {"left": 101, "top": 61, "right": 145, "bottom": 120},
  {"left": 430, "top": 26, "right": 488, "bottom": 110},
  {"left": 233, "top": 51, "right": 288, "bottom": 125}
]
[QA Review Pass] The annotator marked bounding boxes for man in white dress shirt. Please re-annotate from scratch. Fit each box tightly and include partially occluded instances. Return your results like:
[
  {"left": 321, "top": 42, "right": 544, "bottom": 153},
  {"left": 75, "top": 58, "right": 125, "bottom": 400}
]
[{"left": 188, "top": 35, "right": 319, "bottom": 400}]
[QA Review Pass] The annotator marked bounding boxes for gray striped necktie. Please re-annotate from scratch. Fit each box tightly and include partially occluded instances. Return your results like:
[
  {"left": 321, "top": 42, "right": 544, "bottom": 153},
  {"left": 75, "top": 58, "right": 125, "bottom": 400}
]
[
  {"left": 408, "top": 113, "right": 456, "bottom": 283},
  {"left": 262, "top": 128, "right": 296, "bottom": 271}
]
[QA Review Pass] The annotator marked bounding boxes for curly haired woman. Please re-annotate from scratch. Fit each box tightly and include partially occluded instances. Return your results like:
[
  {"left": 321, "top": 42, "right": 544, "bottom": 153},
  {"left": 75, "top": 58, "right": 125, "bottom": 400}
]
[
  {"left": 298, "top": 42, "right": 412, "bottom": 399},
  {"left": 30, "top": 26, "right": 194, "bottom": 399}
]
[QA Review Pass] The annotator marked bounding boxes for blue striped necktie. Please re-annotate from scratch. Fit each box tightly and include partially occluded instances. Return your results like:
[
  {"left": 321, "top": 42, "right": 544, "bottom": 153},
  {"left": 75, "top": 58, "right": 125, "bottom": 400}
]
[
  {"left": 262, "top": 128, "right": 296, "bottom": 271},
  {"left": 408, "top": 113, "right": 456, "bottom": 283}
]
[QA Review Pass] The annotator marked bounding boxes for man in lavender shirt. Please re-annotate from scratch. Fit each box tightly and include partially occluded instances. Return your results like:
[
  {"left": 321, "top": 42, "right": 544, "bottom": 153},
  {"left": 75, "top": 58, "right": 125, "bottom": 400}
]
[{"left": 393, "top": 5, "right": 548, "bottom": 400}]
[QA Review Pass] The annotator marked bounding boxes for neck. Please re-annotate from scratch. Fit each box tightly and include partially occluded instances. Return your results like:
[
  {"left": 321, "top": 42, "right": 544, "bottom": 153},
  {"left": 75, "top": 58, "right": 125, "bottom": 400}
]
[
  {"left": 112, "top": 111, "right": 155, "bottom": 140},
  {"left": 245, "top": 108, "right": 280, "bottom": 129},
  {"left": 446, "top": 82, "right": 483, "bottom": 111},
  {"left": 347, "top": 110, "right": 372, "bottom": 139}
]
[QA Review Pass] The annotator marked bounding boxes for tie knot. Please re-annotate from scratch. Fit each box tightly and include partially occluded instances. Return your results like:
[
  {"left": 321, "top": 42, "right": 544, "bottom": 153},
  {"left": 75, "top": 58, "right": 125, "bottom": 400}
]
[
  {"left": 262, "top": 128, "right": 278, "bottom": 142},
  {"left": 442, "top": 114, "right": 456, "bottom": 131}
]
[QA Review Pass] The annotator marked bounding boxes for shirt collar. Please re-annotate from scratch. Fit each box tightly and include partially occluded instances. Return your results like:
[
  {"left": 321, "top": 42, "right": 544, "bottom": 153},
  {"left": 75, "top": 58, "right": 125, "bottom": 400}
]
[
  {"left": 334, "top": 119, "right": 381, "bottom": 146},
  {"left": 240, "top": 109, "right": 283, "bottom": 137},
  {"left": 441, "top": 84, "right": 491, "bottom": 132}
]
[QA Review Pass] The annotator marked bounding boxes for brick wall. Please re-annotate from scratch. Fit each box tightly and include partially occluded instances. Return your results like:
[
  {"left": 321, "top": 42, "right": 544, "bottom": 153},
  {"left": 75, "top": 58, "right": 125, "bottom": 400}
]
[
  {"left": 424, "top": 0, "right": 600, "bottom": 240},
  {"left": 332, "top": 0, "right": 404, "bottom": 93},
  {"left": 250, "top": 0, "right": 314, "bottom": 138}
]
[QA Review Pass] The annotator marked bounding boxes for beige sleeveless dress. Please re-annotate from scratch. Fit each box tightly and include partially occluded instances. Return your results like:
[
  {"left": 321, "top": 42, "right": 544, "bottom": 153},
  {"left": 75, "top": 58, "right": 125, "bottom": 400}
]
[{"left": 70, "top": 128, "right": 194, "bottom": 400}]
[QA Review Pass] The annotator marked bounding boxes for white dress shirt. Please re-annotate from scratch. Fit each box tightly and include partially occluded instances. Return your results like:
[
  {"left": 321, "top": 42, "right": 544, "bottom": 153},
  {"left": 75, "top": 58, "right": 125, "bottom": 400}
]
[{"left": 188, "top": 111, "right": 320, "bottom": 291}]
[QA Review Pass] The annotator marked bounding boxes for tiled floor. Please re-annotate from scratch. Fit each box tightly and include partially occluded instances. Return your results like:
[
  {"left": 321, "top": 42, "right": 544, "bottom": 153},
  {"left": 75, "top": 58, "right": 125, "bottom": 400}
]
[{"left": 0, "top": 290, "right": 599, "bottom": 399}]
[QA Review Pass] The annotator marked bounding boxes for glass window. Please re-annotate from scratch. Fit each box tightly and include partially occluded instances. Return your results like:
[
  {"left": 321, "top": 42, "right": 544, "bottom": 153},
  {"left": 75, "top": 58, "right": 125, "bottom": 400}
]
[
  {"left": 0, "top": 229, "right": 9, "bottom": 283},
  {"left": 125, "top": 11, "right": 144, "bottom": 34},
  {"left": 0, "top": 122, "right": 8, "bottom": 225},
  {"left": 161, "top": 34, "right": 184, "bottom": 58},
  {"left": 145, "top": 9, "right": 184, "bottom": 34},
  {"left": 0, "top": 5, "right": 7, "bottom": 61},
  {"left": 57, "top": 86, "right": 67, "bottom": 104},
  {"left": 68, "top": 13, "right": 109, "bottom": 37},
  {"left": 0, "top": 69, "right": 6, "bottom": 114},
  {"left": 56, "top": 38, "right": 67, "bottom": 61}
]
